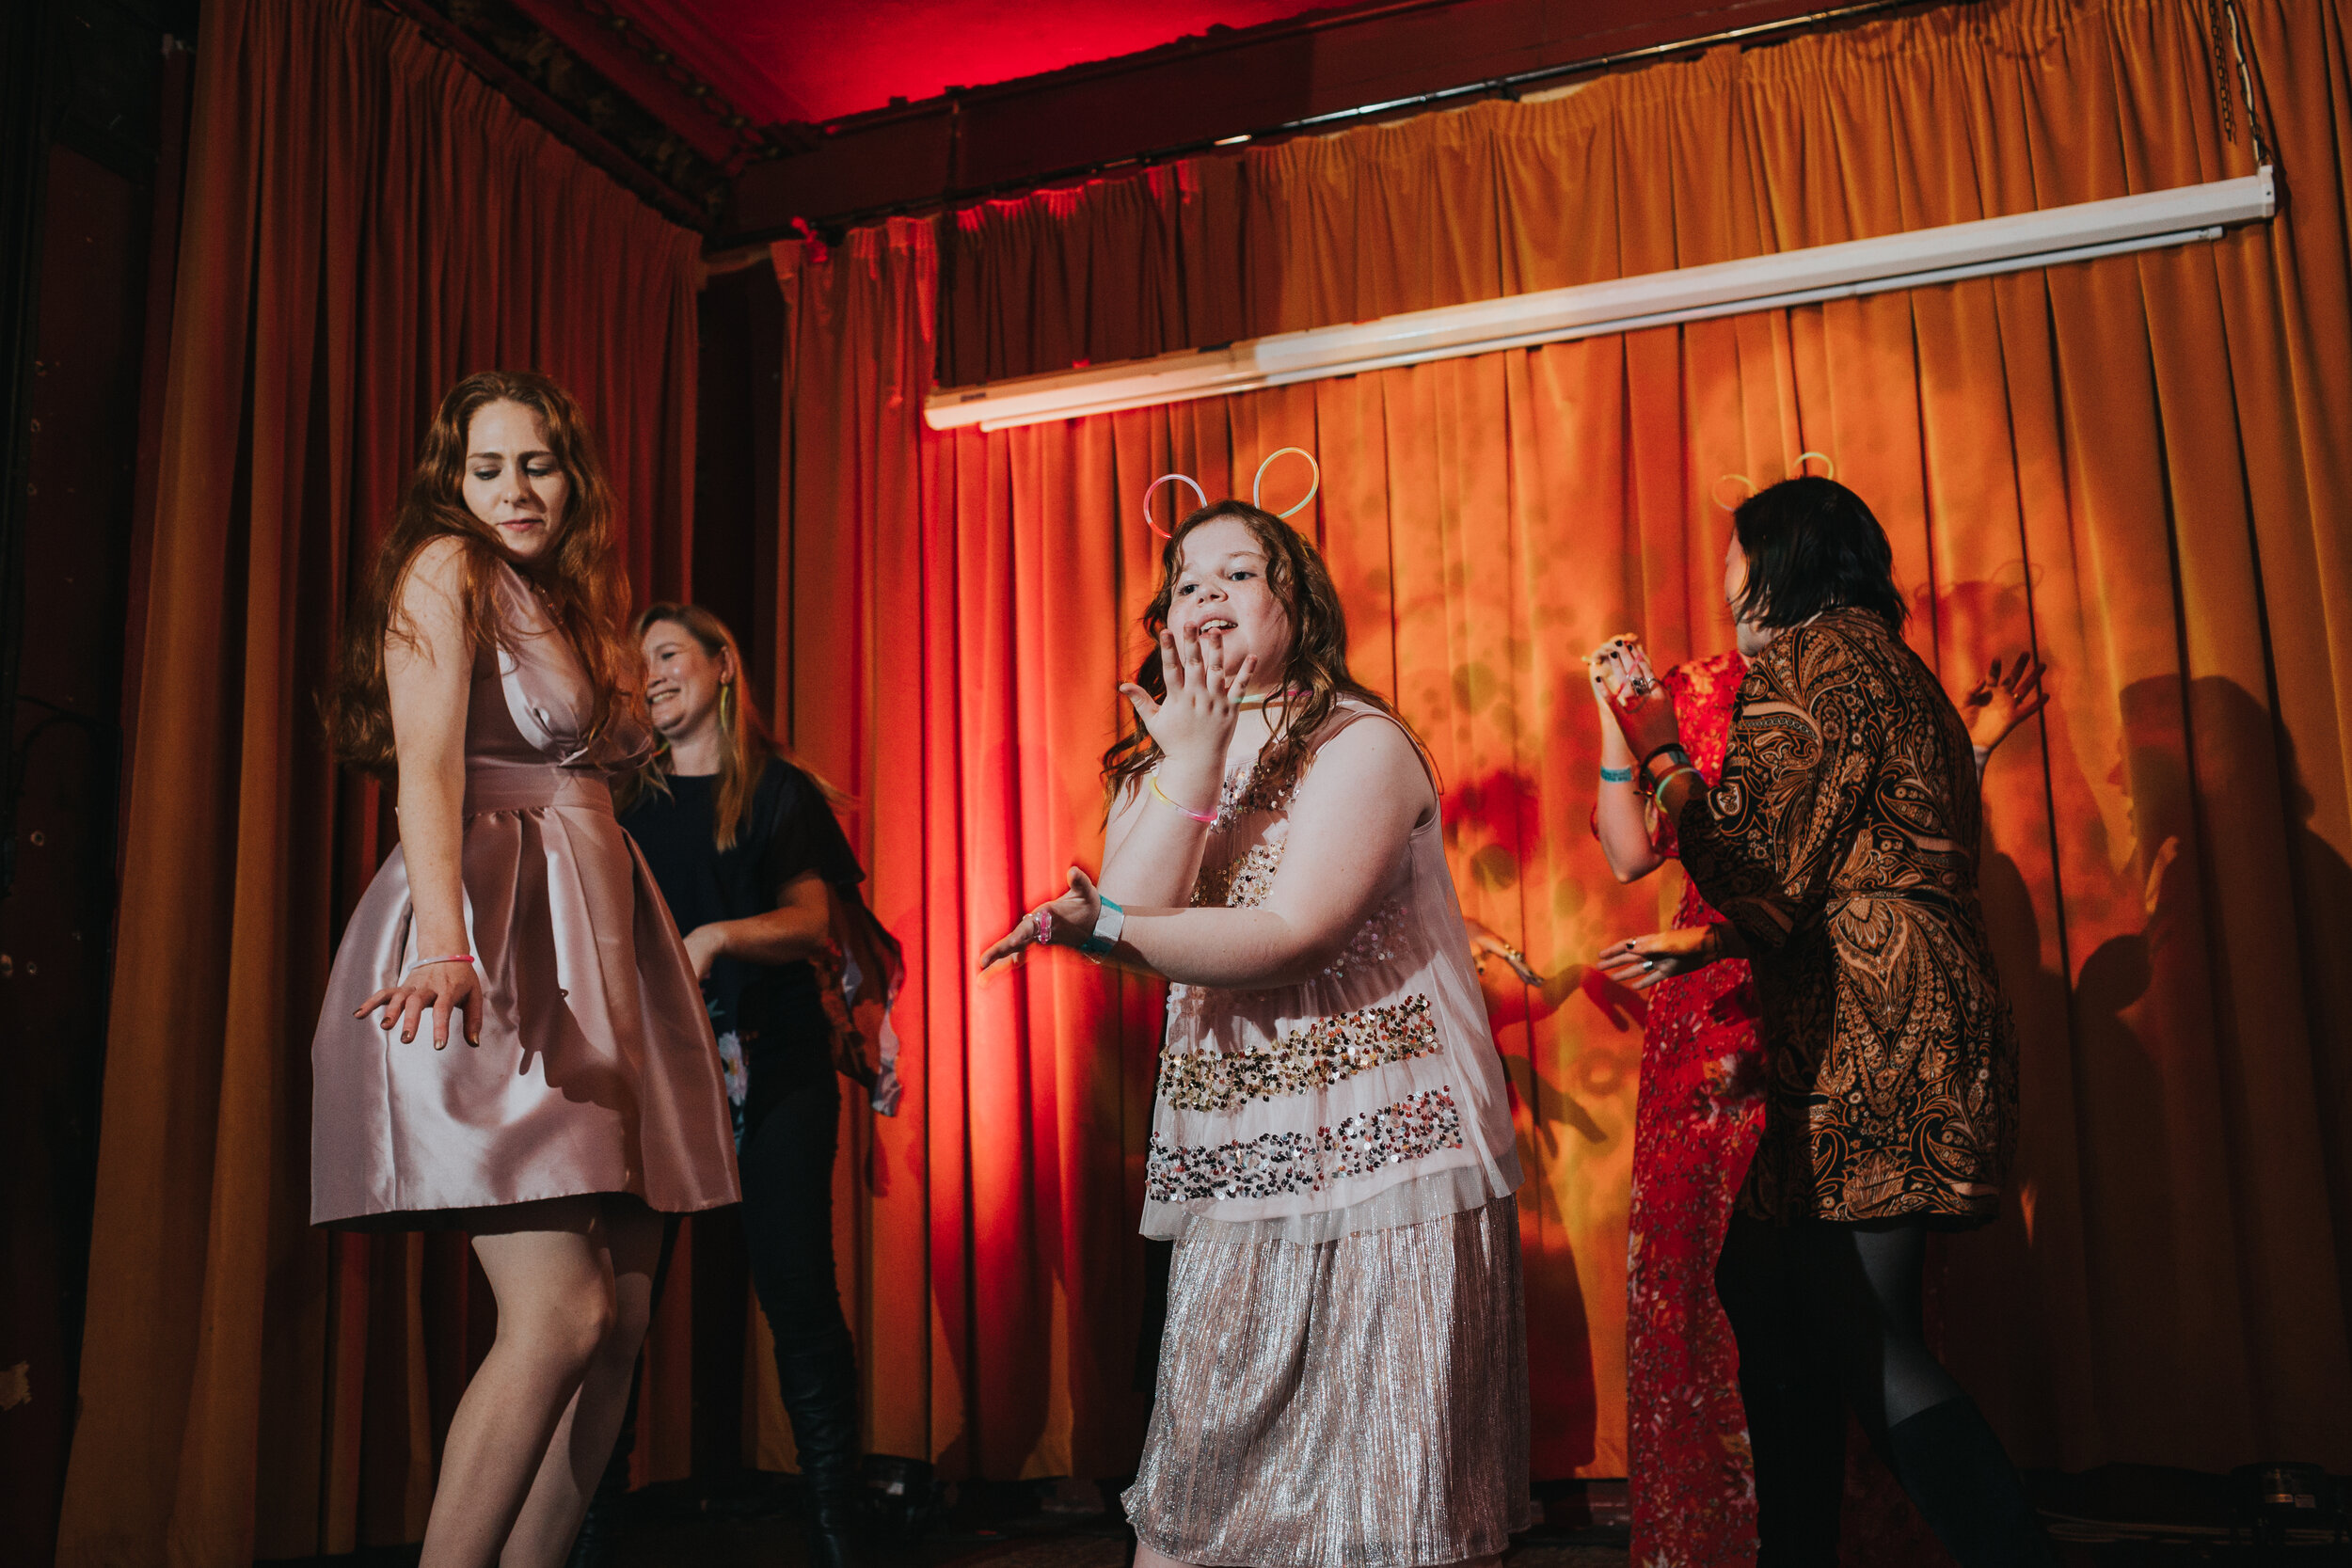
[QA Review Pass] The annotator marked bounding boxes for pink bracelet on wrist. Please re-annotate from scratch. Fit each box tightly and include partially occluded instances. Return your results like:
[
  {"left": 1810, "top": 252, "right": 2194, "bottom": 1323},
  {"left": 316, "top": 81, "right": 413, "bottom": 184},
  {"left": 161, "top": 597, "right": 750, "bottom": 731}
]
[
  {"left": 1152, "top": 774, "right": 1218, "bottom": 825},
  {"left": 408, "top": 953, "right": 476, "bottom": 974}
]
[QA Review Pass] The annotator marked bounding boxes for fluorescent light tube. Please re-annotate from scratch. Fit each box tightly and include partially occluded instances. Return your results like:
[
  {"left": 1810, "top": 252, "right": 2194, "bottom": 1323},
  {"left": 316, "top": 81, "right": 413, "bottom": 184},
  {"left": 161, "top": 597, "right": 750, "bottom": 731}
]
[{"left": 923, "top": 167, "right": 2272, "bottom": 433}]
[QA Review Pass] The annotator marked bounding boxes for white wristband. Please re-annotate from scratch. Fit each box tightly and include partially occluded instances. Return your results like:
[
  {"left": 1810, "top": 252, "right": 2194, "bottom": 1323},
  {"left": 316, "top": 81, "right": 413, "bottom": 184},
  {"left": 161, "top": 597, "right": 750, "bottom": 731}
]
[{"left": 1081, "top": 895, "right": 1125, "bottom": 957}]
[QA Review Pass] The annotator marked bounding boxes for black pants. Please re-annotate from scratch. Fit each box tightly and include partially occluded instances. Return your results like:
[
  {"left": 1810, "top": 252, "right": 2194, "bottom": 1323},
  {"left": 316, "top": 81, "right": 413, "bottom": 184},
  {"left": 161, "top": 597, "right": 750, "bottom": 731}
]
[
  {"left": 1714, "top": 1212, "right": 2050, "bottom": 1567},
  {"left": 739, "top": 1021, "right": 864, "bottom": 1500},
  {"left": 739, "top": 1030, "right": 855, "bottom": 1366},
  {"left": 597, "top": 1019, "right": 858, "bottom": 1497}
]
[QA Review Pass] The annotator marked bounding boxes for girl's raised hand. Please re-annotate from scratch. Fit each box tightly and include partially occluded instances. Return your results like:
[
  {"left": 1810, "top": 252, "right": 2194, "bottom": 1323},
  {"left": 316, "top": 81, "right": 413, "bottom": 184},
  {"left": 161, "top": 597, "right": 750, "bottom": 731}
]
[{"left": 1118, "top": 622, "right": 1259, "bottom": 771}]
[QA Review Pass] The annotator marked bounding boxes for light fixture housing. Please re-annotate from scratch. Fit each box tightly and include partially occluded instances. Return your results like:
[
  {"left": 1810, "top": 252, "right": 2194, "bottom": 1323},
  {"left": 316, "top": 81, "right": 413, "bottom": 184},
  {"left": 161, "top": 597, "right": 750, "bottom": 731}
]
[{"left": 923, "top": 167, "right": 2274, "bottom": 433}]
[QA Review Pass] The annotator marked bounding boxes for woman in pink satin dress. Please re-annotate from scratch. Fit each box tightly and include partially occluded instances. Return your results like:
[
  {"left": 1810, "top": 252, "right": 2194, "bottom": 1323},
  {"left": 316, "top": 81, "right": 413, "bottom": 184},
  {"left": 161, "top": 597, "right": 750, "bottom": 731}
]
[{"left": 311, "top": 372, "right": 737, "bottom": 1568}]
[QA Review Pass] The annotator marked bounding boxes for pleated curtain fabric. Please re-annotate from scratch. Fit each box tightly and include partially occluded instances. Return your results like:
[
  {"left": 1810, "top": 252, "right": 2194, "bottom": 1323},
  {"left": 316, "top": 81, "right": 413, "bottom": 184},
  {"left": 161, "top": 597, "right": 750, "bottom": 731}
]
[
  {"left": 771, "top": 0, "right": 2352, "bottom": 1491},
  {"left": 52, "top": 0, "right": 701, "bottom": 1561}
]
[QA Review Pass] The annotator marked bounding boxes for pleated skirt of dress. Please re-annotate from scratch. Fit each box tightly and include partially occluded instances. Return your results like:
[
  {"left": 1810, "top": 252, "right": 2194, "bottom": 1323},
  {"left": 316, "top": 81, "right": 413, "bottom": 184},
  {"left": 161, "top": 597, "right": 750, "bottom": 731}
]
[{"left": 1123, "top": 1194, "right": 1531, "bottom": 1568}]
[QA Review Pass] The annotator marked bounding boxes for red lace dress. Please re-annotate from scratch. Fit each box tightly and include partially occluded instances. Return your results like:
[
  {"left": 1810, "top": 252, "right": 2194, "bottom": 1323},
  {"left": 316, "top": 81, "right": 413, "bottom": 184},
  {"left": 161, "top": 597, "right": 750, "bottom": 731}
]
[{"left": 1624, "top": 651, "right": 1766, "bottom": 1567}]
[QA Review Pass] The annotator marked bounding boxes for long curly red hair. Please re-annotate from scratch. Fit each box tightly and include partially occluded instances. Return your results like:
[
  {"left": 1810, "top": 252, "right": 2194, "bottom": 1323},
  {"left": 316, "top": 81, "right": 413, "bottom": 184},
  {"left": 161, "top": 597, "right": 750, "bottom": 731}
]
[{"left": 327, "top": 372, "right": 640, "bottom": 776}]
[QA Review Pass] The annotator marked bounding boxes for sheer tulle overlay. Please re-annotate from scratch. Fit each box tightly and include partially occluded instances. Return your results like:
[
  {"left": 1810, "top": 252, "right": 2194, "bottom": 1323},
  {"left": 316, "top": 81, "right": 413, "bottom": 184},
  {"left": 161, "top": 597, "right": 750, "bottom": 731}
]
[{"left": 310, "top": 566, "right": 739, "bottom": 1226}]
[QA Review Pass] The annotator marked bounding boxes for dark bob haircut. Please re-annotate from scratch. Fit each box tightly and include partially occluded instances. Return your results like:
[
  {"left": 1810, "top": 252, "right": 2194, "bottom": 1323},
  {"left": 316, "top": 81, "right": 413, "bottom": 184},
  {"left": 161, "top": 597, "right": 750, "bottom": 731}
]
[{"left": 1730, "top": 476, "right": 1907, "bottom": 634}]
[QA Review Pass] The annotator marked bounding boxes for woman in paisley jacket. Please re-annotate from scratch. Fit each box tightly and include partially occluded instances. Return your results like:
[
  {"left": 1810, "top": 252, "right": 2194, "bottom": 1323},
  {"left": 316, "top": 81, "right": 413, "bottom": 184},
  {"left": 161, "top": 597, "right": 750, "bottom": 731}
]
[
  {"left": 1587, "top": 634, "right": 2044, "bottom": 1568},
  {"left": 983, "top": 499, "right": 1527, "bottom": 1568},
  {"left": 1602, "top": 477, "right": 2053, "bottom": 1568}
]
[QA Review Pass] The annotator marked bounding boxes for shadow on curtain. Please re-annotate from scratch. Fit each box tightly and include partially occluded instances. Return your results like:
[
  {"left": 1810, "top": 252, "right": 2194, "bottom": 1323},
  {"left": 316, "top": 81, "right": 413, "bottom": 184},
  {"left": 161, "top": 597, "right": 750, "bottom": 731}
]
[
  {"left": 53, "top": 0, "right": 702, "bottom": 1561},
  {"left": 772, "top": 0, "right": 2352, "bottom": 1489}
]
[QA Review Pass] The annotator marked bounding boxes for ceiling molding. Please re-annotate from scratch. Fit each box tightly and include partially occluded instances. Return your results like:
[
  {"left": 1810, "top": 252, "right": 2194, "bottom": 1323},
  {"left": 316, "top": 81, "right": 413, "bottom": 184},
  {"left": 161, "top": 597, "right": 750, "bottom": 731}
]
[{"left": 388, "top": 0, "right": 729, "bottom": 227}]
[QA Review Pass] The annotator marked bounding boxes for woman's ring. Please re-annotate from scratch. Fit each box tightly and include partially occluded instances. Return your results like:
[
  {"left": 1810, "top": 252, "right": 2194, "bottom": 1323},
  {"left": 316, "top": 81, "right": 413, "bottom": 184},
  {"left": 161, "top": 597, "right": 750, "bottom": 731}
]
[{"left": 1629, "top": 674, "right": 1656, "bottom": 696}]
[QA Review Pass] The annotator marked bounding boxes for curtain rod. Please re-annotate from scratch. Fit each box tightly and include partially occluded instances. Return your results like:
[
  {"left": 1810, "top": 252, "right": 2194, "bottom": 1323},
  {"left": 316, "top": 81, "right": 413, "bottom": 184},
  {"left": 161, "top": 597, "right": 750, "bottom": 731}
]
[
  {"left": 923, "top": 169, "right": 2277, "bottom": 430},
  {"left": 721, "top": 0, "right": 1934, "bottom": 250}
]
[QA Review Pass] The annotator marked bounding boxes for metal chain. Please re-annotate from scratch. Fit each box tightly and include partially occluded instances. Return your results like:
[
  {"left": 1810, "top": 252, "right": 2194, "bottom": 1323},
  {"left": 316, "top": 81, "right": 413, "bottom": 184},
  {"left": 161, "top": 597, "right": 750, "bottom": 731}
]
[
  {"left": 2222, "top": 0, "right": 2274, "bottom": 169},
  {"left": 2207, "top": 0, "right": 2236, "bottom": 144}
]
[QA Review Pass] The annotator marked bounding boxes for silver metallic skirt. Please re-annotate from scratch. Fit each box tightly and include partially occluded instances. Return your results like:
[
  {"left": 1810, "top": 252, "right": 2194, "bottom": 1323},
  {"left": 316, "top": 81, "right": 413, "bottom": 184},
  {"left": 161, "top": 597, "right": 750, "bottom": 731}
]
[{"left": 1122, "top": 1194, "right": 1532, "bottom": 1567}]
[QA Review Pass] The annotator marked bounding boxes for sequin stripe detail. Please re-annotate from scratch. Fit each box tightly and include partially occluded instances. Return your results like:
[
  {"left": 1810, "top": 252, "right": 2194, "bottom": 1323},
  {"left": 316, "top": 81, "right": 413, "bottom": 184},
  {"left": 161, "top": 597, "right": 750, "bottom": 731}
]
[
  {"left": 1193, "top": 841, "right": 1283, "bottom": 909},
  {"left": 1218, "top": 757, "right": 1297, "bottom": 821},
  {"left": 1160, "top": 996, "right": 1440, "bottom": 1112},
  {"left": 1144, "top": 1086, "right": 1465, "bottom": 1202}
]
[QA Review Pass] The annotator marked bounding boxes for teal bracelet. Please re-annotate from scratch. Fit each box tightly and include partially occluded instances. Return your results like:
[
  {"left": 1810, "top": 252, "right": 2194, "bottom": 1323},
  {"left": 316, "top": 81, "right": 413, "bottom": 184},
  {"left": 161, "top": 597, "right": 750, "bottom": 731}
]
[
  {"left": 1600, "top": 765, "right": 1634, "bottom": 784},
  {"left": 1079, "top": 895, "right": 1125, "bottom": 957}
]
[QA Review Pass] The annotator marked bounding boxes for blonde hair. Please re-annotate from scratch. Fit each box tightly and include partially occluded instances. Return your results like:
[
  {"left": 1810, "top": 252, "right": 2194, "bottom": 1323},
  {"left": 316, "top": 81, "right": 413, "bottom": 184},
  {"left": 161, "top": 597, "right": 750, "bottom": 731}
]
[{"left": 616, "top": 603, "right": 846, "bottom": 850}]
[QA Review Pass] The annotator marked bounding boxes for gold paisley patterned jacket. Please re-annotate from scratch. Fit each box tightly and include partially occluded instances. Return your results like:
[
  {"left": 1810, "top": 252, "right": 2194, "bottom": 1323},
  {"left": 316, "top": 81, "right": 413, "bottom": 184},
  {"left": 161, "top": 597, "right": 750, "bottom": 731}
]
[{"left": 1675, "top": 608, "right": 2017, "bottom": 1226}]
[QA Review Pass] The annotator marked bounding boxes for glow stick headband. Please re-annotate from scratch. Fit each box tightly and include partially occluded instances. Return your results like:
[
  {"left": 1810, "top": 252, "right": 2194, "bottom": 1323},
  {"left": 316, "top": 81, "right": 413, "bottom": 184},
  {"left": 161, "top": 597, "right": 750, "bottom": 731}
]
[
  {"left": 1713, "top": 450, "right": 1836, "bottom": 512},
  {"left": 1139, "top": 447, "right": 1324, "bottom": 537}
]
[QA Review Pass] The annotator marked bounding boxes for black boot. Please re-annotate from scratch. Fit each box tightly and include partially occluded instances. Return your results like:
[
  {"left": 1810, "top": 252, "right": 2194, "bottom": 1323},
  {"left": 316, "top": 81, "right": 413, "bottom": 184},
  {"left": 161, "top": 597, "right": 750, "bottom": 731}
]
[
  {"left": 778, "top": 1335, "right": 869, "bottom": 1568},
  {"left": 1883, "top": 1397, "right": 2057, "bottom": 1567}
]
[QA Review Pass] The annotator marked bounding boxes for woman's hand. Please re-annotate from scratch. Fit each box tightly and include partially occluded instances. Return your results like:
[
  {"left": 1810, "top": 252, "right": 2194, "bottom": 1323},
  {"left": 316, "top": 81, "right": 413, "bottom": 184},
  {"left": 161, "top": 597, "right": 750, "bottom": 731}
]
[
  {"left": 1596, "top": 925, "right": 1724, "bottom": 993},
  {"left": 978, "top": 866, "right": 1104, "bottom": 972},
  {"left": 1468, "top": 921, "right": 1546, "bottom": 987},
  {"left": 1118, "top": 624, "right": 1259, "bottom": 773},
  {"left": 1960, "top": 652, "right": 2050, "bottom": 753},
  {"left": 682, "top": 924, "right": 726, "bottom": 984},
  {"left": 1598, "top": 640, "right": 1683, "bottom": 765},
  {"left": 355, "top": 958, "right": 485, "bottom": 1050},
  {"left": 1586, "top": 634, "right": 1641, "bottom": 716}
]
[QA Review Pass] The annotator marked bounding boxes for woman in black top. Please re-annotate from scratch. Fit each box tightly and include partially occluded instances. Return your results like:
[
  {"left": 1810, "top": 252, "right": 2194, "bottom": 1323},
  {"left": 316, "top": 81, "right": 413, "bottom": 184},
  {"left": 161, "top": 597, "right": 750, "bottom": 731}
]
[{"left": 616, "top": 603, "right": 875, "bottom": 1568}]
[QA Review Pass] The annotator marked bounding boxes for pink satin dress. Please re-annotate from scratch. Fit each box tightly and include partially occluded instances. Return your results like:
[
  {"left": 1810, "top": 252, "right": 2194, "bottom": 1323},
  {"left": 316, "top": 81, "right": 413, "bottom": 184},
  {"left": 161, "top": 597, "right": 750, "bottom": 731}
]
[{"left": 310, "top": 564, "right": 739, "bottom": 1227}]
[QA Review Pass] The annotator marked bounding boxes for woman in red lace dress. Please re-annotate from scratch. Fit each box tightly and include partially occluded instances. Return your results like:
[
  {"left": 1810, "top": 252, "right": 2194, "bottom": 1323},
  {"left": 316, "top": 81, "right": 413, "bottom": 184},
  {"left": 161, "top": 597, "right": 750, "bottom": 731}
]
[{"left": 1588, "top": 636, "right": 2043, "bottom": 1568}]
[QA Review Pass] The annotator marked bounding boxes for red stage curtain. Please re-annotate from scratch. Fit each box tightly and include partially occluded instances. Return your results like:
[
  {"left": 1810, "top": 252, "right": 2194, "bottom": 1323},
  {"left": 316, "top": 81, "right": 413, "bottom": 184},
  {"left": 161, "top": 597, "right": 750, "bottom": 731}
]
[
  {"left": 53, "top": 0, "right": 702, "bottom": 1561},
  {"left": 771, "top": 0, "right": 2352, "bottom": 1487}
]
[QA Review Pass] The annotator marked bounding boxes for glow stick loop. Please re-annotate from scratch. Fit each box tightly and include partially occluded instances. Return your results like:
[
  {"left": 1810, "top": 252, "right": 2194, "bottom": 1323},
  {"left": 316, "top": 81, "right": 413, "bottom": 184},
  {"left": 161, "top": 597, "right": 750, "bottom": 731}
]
[
  {"left": 1141, "top": 473, "right": 1208, "bottom": 539},
  {"left": 1251, "top": 447, "right": 1321, "bottom": 519},
  {"left": 1711, "top": 473, "right": 1758, "bottom": 513}
]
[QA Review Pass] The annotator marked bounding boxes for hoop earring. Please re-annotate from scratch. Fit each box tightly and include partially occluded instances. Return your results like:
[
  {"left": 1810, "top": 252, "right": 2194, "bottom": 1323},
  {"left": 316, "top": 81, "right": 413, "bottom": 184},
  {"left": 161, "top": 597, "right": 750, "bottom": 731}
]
[{"left": 719, "top": 680, "right": 736, "bottom": 733}]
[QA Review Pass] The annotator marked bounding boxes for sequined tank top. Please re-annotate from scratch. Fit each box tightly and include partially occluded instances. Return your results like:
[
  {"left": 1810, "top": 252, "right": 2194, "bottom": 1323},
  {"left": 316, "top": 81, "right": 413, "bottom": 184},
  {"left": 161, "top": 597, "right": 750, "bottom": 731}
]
[{"left": 1138, "top": 701, "right": 1524, "bottom": 1242}]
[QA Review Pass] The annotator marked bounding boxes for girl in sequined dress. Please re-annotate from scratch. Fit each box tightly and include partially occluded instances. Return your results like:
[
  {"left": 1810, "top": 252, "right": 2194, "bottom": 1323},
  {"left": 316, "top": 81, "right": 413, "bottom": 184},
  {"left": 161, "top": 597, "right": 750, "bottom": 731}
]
[{"left": 983, "top": 499, "right": 1529, "bottom": 1568}]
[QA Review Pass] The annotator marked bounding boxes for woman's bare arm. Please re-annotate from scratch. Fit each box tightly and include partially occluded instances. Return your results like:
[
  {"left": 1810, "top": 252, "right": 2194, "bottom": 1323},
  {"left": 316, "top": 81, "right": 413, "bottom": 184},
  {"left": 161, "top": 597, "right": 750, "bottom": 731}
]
[
  {"left": 359, "top": 536, "right": 487, "bottom": 1048},
  {"left": 1100, "top": 769, "right": 1214, "bottom": 908},
  {"left": 388, "top": 540, "right": 473, "bottom": 956},
  {"left": 990, "top": 719, "right": 1432, "bottom": 989},
  {"left": 1589, "top": 642, "right": 1664, "bottom": 882},
  {"left": 684, "top": 870, "right": 833, "bottom": 976}
]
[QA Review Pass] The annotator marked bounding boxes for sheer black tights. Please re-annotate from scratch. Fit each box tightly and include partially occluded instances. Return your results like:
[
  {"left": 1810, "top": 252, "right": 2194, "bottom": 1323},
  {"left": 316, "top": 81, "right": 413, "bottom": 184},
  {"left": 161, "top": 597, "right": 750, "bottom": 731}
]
[
  {"left": 1716, "top": 1213, "right": 2047, "bottom": 1567},
  {"left": 1716, "top": 1213, "right": 1961, "bottom": 1451}
]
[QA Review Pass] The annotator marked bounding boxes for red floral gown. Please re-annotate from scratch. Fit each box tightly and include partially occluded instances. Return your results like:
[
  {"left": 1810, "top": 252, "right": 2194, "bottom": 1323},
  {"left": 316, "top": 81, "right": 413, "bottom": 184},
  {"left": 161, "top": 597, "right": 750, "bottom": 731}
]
[{"left": 1624, "top": 651, "right": 1766, "bottom": 1568}]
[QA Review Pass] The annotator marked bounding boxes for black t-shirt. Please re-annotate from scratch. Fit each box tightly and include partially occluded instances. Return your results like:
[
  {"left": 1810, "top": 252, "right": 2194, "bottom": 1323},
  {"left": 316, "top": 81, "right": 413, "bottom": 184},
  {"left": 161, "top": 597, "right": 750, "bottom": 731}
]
[{"left": 620, "top": 756, "right": 864, "bottom": 1054}]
